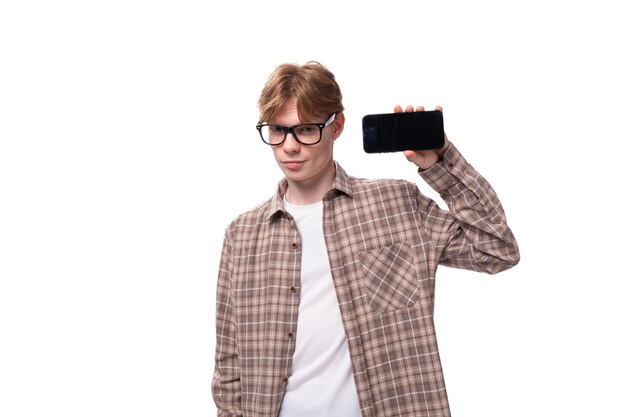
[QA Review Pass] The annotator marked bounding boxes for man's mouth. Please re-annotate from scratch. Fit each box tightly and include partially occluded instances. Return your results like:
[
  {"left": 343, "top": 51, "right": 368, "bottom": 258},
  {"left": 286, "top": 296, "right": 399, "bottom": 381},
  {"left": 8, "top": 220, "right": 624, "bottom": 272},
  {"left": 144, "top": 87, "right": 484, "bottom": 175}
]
[{"left": 283, "top": 160, "right": 305, "bottom": 169}]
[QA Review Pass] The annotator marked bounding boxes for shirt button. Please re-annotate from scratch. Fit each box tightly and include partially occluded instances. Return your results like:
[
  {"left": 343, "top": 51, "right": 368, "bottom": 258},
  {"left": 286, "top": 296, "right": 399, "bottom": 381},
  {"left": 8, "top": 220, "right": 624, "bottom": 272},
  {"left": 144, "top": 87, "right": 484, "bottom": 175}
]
[
  {"left": 288, "top": 332, "right": 294, "bottom": 339},
  {"left": 291, "top": 243, "right": 298, "bottom": 249},
  {"left": 448, "top": 162, "right": 454, "bottom": 169},
  {"left": 283, "top": 377, "right": 289, "bottom": 383},
  {"left": 290, "top": 287, "right": 297, "bottom": 293}
]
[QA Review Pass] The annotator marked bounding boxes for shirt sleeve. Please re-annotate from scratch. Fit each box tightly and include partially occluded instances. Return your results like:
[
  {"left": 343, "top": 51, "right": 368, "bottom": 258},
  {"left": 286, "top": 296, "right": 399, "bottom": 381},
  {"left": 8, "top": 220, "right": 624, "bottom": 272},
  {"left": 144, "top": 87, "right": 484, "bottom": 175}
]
[
  {"left": 211, "top": 226, "right": 243, "bottom": 416},
  {"left": 417, "top": 142, "right": 520, "bottom": 274}
]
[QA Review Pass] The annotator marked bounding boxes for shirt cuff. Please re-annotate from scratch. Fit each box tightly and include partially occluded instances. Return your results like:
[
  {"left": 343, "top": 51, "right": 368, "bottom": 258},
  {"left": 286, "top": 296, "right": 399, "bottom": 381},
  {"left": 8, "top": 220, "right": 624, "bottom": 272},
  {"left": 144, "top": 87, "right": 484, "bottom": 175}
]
[{"left": 418, "top": 142, "right": 468, "bottom": 193}]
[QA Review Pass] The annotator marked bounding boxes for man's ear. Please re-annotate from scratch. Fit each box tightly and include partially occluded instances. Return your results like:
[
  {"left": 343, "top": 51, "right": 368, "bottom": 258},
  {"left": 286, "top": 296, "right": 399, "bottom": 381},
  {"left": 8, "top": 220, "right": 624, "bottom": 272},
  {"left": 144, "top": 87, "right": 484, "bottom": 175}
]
[{"left": 333, "top": 111, "right": 345, "bottom": 140}]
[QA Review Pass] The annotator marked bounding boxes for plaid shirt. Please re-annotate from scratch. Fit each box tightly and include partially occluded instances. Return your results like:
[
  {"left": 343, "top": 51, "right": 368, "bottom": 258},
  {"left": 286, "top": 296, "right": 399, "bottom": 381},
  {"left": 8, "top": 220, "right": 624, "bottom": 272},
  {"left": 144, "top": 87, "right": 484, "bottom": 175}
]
[{"left": 212, "top": 143, "right": 520, "bottom": 417}]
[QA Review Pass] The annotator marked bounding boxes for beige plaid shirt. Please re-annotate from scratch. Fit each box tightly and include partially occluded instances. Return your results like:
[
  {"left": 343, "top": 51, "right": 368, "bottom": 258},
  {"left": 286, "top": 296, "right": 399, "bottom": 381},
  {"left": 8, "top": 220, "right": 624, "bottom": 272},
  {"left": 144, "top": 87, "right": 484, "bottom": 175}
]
[{"left": 212, "top": 143, "right": 520, "bottom": 417}]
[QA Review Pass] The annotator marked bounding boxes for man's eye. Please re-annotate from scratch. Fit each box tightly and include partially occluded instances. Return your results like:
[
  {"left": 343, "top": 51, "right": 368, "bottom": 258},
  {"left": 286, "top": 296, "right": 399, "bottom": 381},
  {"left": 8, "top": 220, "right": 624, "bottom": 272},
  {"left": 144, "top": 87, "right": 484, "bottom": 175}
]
[
  {"left": 270, "top": 125, "right": 286, "bottom": 133},
  {"left": 296, "top": 125, "right": 316, "bottom": 134}
]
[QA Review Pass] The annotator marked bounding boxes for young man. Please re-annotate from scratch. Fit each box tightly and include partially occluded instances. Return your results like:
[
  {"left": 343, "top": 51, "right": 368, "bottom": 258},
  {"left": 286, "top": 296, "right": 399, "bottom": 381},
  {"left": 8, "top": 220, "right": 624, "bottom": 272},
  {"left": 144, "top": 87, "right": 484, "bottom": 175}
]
[{"left": 212, "top": 61, "right": 520, "bottom": 417}]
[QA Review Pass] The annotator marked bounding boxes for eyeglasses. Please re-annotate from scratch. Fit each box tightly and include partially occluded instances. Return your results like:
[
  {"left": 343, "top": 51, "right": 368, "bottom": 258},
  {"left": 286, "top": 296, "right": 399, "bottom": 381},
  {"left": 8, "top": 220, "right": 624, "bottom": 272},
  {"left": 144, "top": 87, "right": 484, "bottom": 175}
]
[{"left": 256, "top": 112, "right": 337, "bottom": 146}]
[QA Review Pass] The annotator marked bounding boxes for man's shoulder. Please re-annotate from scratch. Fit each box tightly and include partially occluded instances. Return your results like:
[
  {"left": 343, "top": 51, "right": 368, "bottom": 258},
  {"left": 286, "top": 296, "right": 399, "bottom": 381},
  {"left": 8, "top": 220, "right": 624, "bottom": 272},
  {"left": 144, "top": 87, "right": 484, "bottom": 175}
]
[
  {"left": 226, "top": 197, "right": 274, "bottom": 230},
  {"left": 348, "top": 172, "right": 415, "bottom": 195}
]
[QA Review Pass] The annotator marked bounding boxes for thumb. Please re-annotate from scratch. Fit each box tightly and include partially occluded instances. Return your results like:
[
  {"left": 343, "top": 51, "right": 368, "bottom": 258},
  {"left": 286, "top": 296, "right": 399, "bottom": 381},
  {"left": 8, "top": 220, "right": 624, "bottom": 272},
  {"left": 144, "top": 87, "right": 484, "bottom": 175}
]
[{"left": 404, "top": 150, "right": 421, "bottom": 165}]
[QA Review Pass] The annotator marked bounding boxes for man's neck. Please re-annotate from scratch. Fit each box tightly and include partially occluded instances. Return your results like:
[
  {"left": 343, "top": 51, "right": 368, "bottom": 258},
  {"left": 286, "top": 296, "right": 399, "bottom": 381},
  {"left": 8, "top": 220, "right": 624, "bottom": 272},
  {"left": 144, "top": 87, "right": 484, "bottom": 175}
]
[{"left": 285, "top": 166, "right": 336, "bottom": 205}]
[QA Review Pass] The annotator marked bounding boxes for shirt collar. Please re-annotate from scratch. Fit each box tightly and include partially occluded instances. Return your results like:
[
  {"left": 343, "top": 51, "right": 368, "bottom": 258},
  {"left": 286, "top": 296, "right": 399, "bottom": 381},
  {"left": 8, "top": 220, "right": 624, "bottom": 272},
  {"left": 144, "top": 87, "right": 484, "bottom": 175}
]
[{"left": 267, "top": 161, "right": 354, "bottom": 221}]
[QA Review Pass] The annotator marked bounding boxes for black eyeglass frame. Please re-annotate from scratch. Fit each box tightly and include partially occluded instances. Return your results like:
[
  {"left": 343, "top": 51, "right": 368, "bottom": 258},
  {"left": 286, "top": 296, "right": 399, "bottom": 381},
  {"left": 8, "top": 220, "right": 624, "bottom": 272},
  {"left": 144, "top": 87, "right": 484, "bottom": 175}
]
[{"left": 256, "top": 112, "right": 337, "bottom": 146}]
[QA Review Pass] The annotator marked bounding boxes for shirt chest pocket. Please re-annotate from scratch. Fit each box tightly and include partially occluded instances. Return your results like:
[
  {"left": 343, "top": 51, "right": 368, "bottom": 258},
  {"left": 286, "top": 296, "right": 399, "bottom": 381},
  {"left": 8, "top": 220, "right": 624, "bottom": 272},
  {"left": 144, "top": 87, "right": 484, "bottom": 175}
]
[{"left": 358, "top": 241, "right": 421, "bottom": 314}]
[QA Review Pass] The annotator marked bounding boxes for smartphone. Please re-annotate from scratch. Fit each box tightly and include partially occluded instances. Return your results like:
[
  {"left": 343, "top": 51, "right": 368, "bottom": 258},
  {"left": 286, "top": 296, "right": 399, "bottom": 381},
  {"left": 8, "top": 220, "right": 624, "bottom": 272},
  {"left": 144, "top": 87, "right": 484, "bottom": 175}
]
[{"left": 362, "top": 111, "right": 445, "bottom": 153}]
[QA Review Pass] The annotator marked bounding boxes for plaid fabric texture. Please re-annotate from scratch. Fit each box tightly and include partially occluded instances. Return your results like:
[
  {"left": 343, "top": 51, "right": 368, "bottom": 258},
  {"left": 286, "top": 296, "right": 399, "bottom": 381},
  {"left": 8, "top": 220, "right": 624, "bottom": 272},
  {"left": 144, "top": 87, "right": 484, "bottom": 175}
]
[{"left": 212, "top": 143, "right": 520, "bottom": 417}]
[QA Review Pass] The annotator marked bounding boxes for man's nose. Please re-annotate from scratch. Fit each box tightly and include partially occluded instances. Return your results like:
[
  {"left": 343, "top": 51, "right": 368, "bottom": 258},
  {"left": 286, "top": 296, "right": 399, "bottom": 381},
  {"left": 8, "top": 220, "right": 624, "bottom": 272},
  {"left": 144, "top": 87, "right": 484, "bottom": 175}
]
[{"left": 282, "top": 132, "right": 300, "bottom": 152}]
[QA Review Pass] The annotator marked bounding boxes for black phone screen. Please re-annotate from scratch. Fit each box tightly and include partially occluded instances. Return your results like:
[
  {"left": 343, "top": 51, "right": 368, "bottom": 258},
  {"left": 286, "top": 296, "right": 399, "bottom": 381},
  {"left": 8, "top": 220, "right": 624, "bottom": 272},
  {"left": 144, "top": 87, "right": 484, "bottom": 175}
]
[{"left": 362, "top": 111, "right": 445, "bottom": 153}]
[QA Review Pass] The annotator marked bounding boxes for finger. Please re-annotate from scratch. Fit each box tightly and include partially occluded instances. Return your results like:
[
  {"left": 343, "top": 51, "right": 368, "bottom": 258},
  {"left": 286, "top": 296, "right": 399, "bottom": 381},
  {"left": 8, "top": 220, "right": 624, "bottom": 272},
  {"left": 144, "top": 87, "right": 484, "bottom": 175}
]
[
  {"left": 393, "top": 105, "right": 402, "bottom": 113},
  {"left": 404, "top": 150, "right": 415, "bottom": 159},
  {"left": 404, "top": 105, "right": 414, "bottom": 113},
  {"left": 416, "top": 105, "right": 425, "bottom": 112},
  {"left": 435, "top": 105, "right": 443, "bottom": 111},
  {"left": 404, "top": 150, "right": 422, "bottom": 165},
  {"left": 404, "top": 150, "right": 416, "bottom": 163}
]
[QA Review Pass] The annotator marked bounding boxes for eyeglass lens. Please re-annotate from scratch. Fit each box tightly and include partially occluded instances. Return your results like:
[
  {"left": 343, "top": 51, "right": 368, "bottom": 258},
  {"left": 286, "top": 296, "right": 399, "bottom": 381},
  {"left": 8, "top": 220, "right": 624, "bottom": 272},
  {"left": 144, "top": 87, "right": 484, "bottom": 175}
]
[{"left": 260, "top": 124, "right": 321, "bottom": 145}]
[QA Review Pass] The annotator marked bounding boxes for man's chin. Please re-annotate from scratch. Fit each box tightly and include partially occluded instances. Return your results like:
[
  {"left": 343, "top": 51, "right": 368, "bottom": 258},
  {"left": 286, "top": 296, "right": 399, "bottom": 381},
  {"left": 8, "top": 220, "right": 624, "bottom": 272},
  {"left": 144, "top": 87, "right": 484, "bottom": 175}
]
[{"left": 282, "top": 170, "right": 307, "bottom": 183}]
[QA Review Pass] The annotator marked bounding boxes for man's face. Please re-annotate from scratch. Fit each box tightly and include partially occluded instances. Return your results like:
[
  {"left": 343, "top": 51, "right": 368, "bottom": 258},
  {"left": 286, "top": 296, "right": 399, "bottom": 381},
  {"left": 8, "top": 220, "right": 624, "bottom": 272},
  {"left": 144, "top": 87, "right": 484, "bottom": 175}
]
[{"left": 270, "top": 98, "right": 343, "bottom": 188}]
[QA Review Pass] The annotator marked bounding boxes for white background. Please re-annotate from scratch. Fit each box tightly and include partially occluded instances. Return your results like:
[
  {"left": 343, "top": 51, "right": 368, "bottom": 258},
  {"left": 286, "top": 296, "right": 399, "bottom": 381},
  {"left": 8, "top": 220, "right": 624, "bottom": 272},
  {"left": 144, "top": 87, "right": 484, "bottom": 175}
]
[{"left": 1, "top": 1, "right": 624, "bottom": 416}]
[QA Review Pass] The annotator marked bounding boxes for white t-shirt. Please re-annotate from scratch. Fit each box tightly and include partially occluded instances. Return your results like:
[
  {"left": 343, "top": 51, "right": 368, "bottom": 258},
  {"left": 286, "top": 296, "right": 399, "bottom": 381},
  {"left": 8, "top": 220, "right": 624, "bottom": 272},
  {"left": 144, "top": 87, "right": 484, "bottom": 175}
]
[{"left": 279, "top": 199, "right": 361, "bottom": 417}]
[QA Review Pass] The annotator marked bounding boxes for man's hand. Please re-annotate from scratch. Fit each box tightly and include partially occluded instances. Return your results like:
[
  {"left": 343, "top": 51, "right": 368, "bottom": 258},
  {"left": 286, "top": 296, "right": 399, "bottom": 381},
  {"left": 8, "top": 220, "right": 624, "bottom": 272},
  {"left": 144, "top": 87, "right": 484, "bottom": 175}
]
[{"left": 394, "top": 104, "right": 449, "bottom": 170}]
